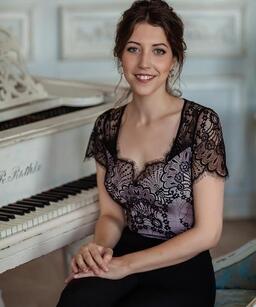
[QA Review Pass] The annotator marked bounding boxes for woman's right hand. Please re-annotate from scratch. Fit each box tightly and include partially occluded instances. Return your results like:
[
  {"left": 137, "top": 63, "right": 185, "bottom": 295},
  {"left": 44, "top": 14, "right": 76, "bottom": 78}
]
[{"left": 71, "top": 242, "right": 113, "bottom": 275}]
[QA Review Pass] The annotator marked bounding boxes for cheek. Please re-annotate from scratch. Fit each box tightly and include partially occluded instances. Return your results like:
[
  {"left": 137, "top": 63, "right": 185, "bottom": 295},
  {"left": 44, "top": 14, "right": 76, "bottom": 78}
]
[
  {"left": 157, "top": 62, "right": 172, "bottom": 75},
  {"left": 122, "top": 58, "right": 138, "bottom": 78},
  {"left": 153, "top": 57, "right": 173, "bottom": 74}
]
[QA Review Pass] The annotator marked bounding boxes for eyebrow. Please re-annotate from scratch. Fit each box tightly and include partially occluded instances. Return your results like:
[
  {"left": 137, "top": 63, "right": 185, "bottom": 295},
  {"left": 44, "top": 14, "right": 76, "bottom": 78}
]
[{"left": 127, "top": 41, "right": 169, "bottom": 48}]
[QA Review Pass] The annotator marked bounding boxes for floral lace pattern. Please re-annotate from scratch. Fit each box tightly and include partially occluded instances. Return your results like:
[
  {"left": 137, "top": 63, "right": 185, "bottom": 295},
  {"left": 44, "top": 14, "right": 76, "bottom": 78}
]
[{"left": 85, "top": 99, "right": 229, "bottom": 239}]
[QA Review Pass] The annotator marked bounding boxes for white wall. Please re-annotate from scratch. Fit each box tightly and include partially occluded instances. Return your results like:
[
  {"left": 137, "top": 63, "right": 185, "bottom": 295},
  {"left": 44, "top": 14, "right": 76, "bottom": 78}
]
[{"left": 0, "top": 0, "right": 255, "bottom": 218}]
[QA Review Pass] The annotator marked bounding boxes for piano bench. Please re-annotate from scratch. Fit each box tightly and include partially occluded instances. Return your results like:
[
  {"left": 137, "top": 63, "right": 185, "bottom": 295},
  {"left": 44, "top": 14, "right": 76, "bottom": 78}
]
[{"left": 213, "top": 239, "right": 256, "bottom": 307}]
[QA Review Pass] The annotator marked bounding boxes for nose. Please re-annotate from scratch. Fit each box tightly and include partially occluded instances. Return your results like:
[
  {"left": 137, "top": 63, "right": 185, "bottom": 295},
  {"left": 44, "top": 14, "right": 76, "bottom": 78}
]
[{"left": 138, "top": 50, "right": 151, "bottom": 69}]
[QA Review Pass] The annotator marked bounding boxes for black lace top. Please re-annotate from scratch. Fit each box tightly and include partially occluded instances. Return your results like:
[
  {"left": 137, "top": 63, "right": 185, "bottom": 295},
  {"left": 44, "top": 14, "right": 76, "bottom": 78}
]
[{"left": 85, "top": 99, "right": 229, "bottom": 240}]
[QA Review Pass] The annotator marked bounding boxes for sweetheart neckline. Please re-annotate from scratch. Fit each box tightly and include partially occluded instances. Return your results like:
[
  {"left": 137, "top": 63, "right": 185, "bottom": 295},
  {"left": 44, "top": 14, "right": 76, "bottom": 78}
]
[{"left": 115, "top": 99, "right": 188, "bottom": 181}]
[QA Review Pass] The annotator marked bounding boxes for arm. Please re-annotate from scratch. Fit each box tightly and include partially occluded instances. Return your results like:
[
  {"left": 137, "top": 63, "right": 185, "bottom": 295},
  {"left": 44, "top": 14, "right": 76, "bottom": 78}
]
[
  {"left": 70, "top": 161, "right": 126, "bottom": 276},
  {"left": 93, "top": 161, "right": 127, "bottom": 248},
  {"left": 121, "top": 173, "right": 225, "bottom": 274}
]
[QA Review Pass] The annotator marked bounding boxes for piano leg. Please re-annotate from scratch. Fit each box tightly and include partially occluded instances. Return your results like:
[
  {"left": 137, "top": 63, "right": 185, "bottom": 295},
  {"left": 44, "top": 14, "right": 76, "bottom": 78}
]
[
  {"left": 62, "top": 235, "right": 94, "bottom": 276},
  {"left": 0, "top": 289, "right": 6, "bottom": 307}
]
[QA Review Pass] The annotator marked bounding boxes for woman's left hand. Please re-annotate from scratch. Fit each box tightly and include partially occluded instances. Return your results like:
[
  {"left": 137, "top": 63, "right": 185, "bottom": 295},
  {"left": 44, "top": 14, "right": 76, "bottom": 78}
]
[{"left": 65, "top": 256, "right": 129, "bottom": 283}]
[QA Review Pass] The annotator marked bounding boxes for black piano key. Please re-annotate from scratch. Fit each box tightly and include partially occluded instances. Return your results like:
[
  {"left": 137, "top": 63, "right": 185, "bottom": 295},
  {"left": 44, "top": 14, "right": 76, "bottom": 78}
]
[
  {"left": 67, "top": 176, "right": 96, "bottom": 188},
  {"left": 0, "top": 215, "right": 9, "bottom": 222},
  {"left": 79, "top": 179, "right": 96, "bottom": 187},
  {"left": 32, "top": 195, "right": 60, "bottom": 202},
  {"left": 84, "top": 175, "right": 97, "bottom": 183},
  {"left": 42, "top": 188, "right": 69, "bottom": 198},
  {"left": 42, "top": 190, "right": 69, "bottom": 196},
  {"left": 52, "top": 187, "right": 79, "bottom": 195},
  {"left": 0, "top": 212, "right": 15, "bottom": 219},
  {"left": 22, "top": 198, "right": 50, "bottom": 206},
  {"left": 0, "top": 208, "right": 25, "bottom": 216},
  {"left": 63, "top": 184, "right": 87, "bottom": 190},
  {"left": 4, "top": 205, "right": 31, "bottom": 214},
  {"left": 51, "top": 187, "right": 79, "bottom": 195},
  {"left": 57, "top": 184, "right": 82, "bottom": 190},
  {"left": 40, "top": 191, "right": 67, "bottom": 199},
  {"left": 17, "top": 200, "right": 47, "bottom": 208},
  {"left": 9, "top": 204, "right": 36, "bottom": 212},
  {"left": 63, "top": 182, "right": 86, "bottom": 188}
]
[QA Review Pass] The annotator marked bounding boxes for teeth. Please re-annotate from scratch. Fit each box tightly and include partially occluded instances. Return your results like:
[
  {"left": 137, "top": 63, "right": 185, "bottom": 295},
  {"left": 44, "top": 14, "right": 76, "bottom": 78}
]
[{"left": 136, "top": 75, "right": 154, "bottom": 80}]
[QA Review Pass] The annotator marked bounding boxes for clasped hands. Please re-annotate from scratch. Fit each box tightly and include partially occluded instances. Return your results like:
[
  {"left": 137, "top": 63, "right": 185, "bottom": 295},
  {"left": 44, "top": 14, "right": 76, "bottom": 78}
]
[{"left": 65, "top": 242, "right": 129, "bottom": 283}]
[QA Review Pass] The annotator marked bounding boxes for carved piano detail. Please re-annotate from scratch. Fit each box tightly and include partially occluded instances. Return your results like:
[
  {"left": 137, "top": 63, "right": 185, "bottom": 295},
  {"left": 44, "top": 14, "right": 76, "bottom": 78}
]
[
  {"left": 0, "top": 27, "right": 119, "bottom": 274},
  {"left": 0, "top": 28, "right": 48, "bottom": 110}
]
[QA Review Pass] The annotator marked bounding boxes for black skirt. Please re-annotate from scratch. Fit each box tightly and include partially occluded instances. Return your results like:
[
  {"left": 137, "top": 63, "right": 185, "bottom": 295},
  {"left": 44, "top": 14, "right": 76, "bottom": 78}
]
[{"left": 56, "top": 227, "right": 216, "bottom": 307}]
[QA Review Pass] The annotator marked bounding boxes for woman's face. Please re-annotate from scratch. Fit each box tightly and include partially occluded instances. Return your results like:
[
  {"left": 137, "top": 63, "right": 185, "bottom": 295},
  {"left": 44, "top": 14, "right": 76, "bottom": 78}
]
[{"left": 121, "top": 22, "right": 175, "bottom": 97}]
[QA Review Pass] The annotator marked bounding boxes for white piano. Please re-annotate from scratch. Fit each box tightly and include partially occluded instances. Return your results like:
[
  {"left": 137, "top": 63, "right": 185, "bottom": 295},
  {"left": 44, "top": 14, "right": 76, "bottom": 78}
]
[{"left": 0, "top": 28, "right": 122, "bottom": 277}]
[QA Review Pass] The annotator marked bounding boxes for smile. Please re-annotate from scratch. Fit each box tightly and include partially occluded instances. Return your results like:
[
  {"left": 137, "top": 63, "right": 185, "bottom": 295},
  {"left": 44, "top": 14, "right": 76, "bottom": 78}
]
[{"left": 135, "top": 74, "right": 156, "bottom": 82}]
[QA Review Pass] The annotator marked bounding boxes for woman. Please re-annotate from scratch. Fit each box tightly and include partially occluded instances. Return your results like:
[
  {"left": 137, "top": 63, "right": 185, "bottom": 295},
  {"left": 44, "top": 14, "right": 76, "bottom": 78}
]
[{"left": 56, "top": 1, "right": 229, "bottom": 306}]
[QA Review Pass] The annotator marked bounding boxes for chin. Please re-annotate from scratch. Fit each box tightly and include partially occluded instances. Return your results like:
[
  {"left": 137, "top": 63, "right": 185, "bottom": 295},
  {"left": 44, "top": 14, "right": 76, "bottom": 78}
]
[{"left": 131, "top": 85, "right": 163, "bottom": 97}]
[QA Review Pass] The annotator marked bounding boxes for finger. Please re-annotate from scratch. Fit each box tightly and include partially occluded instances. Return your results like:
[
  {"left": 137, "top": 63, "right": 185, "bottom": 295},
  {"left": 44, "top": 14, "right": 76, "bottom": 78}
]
[
  {"left": 83, "top": 250, "right": 101, "bottom": 275},
  {"left": 71, "top": 257, "right": 79, "bottom": 274},
  {"left": 75, "top": 253, "right": 89, "bottom": 272},
  {"left": 90, "top": 247, "right": 108, "bottom": 272},
  {"left": 103, "top": 248, "right": 113, "bottom": 264}
]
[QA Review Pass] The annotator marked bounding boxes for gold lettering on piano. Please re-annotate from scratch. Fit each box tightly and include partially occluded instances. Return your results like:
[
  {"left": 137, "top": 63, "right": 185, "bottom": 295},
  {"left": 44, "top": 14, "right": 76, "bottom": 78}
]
[{"left": 0, "top": 161, "right": 41, "bottom": 184}]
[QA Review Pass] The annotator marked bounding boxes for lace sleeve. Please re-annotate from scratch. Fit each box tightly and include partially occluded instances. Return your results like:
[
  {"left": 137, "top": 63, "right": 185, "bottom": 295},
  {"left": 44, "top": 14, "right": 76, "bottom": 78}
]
[
  {"left": 192, "top": 107, "right": 229, "bottom": 182},
  {"left": 84, "top": 113, "right": 107, "bottom": 168}
]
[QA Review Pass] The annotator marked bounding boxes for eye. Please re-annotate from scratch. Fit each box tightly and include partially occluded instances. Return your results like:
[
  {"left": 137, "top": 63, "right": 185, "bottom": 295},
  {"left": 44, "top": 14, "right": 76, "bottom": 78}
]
[
  {"left": 127, "top": 47, "right": 139, "bottom": 53},
  {"left": 154, "top": 48, "right": 166, "bottom": 55}
]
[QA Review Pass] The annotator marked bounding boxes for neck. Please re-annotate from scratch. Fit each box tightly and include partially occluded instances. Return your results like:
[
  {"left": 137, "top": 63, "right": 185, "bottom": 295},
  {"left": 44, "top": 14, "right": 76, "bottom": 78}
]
[{"left": 128, "top": 88, "right": 180, "bottom": 125}]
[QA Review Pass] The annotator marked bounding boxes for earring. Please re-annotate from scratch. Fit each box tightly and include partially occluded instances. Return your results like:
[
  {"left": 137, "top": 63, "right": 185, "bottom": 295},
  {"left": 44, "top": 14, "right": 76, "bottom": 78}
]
[{"left": 169, "top": 68, "right": 175, "bottom": 79}]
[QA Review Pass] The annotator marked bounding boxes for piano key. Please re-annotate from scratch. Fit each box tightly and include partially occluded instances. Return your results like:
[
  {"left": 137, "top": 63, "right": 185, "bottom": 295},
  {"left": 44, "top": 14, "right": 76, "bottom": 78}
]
[
  {"left": 38, "top": 192, "right": 65, "bottom": 201},
  {"left": 72, "top": 179, "right": 95, "bottom": 187},
  {"left": 0, "top": 212, "right": 15, "bottom": 219},
  {"left": 31, "top": 195, "right": 62, "bottom": 202},
  {"left": 12, "top": 203, "right": 36, "bottom": 211},
  {"left": 50, "top": 188, "right": 78, "bottom": 195},
  {"left": 0, "top": 223, "right": 12, "bottom": 238},
  {"left": 17, "top": 200, "right": 48, "bottom": 207},
  {"left": 40, "top": 192, "right": 69, "bottom": 199},
  {"left": 55, "top": 185, "right": 83, "bottom": 191},
  {"left": 0, "top": 215, "right": 9, "bottom": 222},
  {"left": 3, "top": 205, "right": 31, "bottom": 214},
  {"left": 0, "top": 208, "right": 25, "bottom": 216}
]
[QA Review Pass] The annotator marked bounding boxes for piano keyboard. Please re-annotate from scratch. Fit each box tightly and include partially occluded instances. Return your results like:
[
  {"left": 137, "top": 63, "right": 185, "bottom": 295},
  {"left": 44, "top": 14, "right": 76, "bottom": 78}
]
[
  {"left": 0, "top": 174, "right": 98, "bottom": 240},
  {"left": 0, "top": 105, "right": 93, "bottom": 132}
]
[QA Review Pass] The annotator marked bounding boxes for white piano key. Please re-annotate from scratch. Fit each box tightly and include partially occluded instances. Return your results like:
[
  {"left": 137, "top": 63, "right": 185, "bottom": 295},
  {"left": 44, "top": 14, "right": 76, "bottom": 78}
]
[
  {"left": 0, "top": 223, "right": 10, "bottom": 239},
  {"left": 69, "top": 188, "right": 98, "bottom": 204}
]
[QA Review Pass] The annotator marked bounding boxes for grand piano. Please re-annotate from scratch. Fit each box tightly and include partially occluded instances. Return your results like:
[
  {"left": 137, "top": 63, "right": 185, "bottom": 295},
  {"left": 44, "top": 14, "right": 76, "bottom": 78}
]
[{"left": 0, "top": 27, "right": 122, "bottom": 275}]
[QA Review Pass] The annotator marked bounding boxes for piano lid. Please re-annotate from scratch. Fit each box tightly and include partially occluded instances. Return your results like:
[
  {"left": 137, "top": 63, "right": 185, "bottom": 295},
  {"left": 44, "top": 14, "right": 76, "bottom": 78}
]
[
  {"left": 0, "top": 27, "right": 48, "bottom": 111},
  {"left": 0, "top": 26, "right": 118, "bottom": 126}
]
